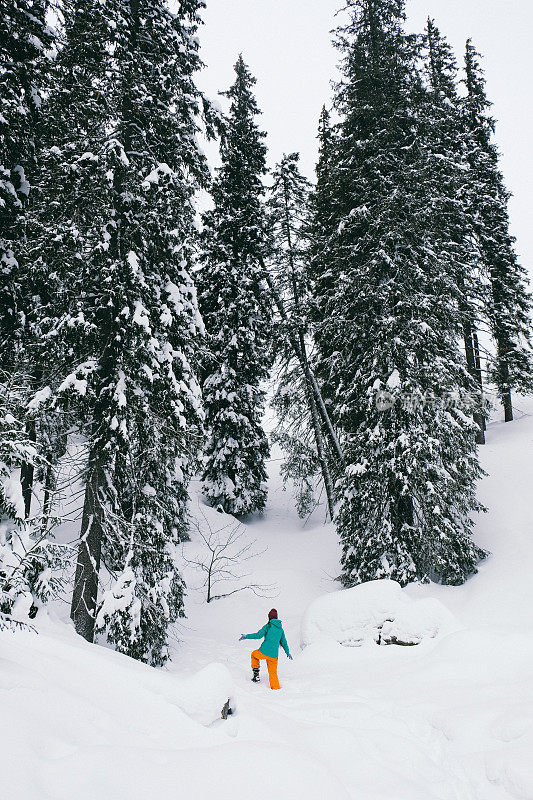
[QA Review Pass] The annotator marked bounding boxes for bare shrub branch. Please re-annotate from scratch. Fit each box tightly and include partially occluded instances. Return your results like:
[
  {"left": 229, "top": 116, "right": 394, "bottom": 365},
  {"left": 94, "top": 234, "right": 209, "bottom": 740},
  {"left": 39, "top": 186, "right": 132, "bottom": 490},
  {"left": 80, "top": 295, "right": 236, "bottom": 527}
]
[{"left": 184, "top": 504, "right": 277, "bottom": 603}]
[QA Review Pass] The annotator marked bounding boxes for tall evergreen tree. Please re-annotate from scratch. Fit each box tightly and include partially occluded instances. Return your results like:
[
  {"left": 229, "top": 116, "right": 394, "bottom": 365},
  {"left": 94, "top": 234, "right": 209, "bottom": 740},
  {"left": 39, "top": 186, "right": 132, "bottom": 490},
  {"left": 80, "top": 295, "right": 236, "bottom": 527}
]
[
  {"left": 268, "top": 154, "right": 310, "bottom": 332},
  {"left": 198, "top": 56, "right": 272, "bottom": 516},
  {"left": 30, "top": 0, "right": 125, "bottom": 645},
  {"left": 308, "top": 105, "right": 343, "bottom": 425},
  {"left": 0, "top": 0, "right": 75, "bottom": 619},
  {"left": 463, "top": 40, "right": 533, "bottom": 421},
  {"left": 37, "top": 0, "right": 209, "bottom": 664},
  {"left": 91, "top": 0, "right": 208, "bottom": 665},
  {"left": 0, "top": 0, "right": 54, "bottom": 515},
  {"left": 313, "top": 0, "right": 485, "bottom": 586},
  {"left": 0, "top": 0, "right": 52, "bottom": 356},
  {"left": 422, "top": 19, "right": 486, "bottom": 443}
]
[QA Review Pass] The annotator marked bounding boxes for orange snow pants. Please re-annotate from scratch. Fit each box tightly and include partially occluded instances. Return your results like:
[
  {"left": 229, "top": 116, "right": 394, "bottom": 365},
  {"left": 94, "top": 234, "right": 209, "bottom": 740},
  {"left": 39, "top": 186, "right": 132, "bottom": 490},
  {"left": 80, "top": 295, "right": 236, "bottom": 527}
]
[{"left": 251, "top": 649, "right": 280, "bottom": 690}]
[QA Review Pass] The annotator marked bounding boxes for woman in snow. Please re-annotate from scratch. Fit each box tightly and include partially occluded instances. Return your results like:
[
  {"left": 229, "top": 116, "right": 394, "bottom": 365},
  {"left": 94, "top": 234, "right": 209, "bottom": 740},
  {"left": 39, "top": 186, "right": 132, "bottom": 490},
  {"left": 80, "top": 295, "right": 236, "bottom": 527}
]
[{"left": 239, "top": 608, "right": 292, "bottom": 689}]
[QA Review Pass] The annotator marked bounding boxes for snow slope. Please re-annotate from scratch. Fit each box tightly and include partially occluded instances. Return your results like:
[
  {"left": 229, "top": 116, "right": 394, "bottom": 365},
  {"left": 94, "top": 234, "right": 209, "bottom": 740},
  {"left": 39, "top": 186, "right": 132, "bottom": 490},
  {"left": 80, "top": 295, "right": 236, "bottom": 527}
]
[{"left": 1, "top": 398, "right": 533, "bottom": 799}]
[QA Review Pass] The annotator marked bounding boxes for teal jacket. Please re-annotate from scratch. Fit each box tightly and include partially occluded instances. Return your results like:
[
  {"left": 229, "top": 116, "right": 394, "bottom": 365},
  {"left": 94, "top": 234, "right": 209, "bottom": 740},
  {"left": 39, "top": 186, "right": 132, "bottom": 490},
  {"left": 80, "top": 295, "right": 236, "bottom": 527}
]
[{"left": 246, "top": 619, "right": 290, "bottom": 659}]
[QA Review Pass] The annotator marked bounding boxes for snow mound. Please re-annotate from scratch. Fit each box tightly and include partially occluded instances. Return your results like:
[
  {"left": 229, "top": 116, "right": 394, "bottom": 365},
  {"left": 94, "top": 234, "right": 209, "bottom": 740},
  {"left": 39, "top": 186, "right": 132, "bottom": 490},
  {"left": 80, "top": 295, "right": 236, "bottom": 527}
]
[
  {"left": 301, "top": 579, "right": 456, "bottom": 648},
  {"left": 486, "top": 744, "right": 533, "bottom": 800},
  {"left": 169, "top": 662, "right": 235, "bottom": 726}
]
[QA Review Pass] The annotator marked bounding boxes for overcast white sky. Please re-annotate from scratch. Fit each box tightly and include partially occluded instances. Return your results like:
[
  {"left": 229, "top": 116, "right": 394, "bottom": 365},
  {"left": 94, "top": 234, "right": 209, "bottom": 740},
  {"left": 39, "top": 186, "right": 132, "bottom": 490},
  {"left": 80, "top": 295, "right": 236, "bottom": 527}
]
[{"left": 196, "top": 0, "right": 532, "bottom": 275}]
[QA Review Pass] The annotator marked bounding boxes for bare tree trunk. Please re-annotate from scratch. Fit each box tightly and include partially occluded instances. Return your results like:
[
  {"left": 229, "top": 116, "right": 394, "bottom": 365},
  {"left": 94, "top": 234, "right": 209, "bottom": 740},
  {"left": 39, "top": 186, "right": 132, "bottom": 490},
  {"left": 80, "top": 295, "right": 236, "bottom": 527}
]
[
  {"left": 472, "top": 329, "right": 487, "bottom": 430},
  {"left": 20, "top": 420, "right": 37, "bottom": 518},
  {"left": 499, "top": 357, "right": 513, "bottom": 422},
  {"left": 490, "top": 266, "right": 514, "bottom": 422},
  {"left": 70, "top": 462, "right": 104, "bottom": 642},
  {"left": 493, "top": 333, "right": 513, "bottom": 422},
  {"left": 41, "top": 463, "right": 55, "bottom": 531},
  {"left": 463, "top": 318, "right": 485, "bottom": 445}
]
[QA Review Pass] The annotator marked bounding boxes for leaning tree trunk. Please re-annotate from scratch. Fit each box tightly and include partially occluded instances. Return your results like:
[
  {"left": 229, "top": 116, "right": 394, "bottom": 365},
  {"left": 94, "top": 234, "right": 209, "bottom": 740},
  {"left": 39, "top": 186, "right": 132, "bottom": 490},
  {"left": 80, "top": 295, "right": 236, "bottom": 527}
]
[
  {"left": 277, "top": 180, "right": 338, "bottom": 522},
  {"left": 306, "top": 363, "right": 345, "bottom": 466},
  {"left": 259, "top": 257, "right": 345, "bottom": 466},
  {"left": 259, "top": 256, "right": 342, "bottom": 520},
  {"left": 304, "top": 367, "right": 335, "bottom": 520}
]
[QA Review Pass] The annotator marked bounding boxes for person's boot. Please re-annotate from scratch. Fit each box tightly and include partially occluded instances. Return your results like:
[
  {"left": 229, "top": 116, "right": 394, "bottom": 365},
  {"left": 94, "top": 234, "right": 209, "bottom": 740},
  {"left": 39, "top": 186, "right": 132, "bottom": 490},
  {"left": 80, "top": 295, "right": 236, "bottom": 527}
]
[{"left": 251, "top": 668, "right": 260, "bottom": 683}]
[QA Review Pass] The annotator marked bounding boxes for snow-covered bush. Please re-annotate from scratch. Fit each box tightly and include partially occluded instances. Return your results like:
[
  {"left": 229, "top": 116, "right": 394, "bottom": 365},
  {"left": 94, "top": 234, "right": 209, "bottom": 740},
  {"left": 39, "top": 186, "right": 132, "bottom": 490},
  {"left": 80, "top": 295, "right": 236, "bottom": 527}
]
[
  {"left": 0, "top": 527, "right": 72, "bottom": 619},
  {"left": 0, "top": 387, "right": 72, "bottom": 621},
  {"left": 301, "top": 579, "right": 456, "bottom": 648}
]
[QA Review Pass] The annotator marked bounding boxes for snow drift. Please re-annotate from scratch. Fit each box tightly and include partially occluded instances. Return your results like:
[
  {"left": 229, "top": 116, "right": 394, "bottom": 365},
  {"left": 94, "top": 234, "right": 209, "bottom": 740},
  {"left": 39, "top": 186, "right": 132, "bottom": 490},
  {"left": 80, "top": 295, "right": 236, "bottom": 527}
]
[{"left": 301, "top": 579, "right": 457, "bottom": 648}]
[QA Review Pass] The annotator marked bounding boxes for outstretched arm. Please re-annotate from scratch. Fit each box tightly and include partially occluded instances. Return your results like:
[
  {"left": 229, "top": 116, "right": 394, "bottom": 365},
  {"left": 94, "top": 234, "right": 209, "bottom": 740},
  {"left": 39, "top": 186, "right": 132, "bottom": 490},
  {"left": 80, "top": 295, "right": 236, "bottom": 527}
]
[{"left": 243, "top": 625, "right": 267, "bottom": 640}]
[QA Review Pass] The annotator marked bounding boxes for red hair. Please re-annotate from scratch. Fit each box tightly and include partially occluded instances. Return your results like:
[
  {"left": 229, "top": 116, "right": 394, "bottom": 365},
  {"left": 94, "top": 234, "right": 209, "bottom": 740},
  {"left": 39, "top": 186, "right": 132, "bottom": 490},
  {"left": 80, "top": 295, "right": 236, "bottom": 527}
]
[{"left": 268, "top": 608, "right": 278, "bottom": 620}]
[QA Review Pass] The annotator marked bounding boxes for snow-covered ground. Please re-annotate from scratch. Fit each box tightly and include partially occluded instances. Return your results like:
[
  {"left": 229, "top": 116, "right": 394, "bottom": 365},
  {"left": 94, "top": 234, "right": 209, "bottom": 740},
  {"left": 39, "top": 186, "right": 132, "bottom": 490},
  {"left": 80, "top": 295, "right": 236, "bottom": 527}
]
[{"left": 2, "top": 398, "right": 533, "bottom": 799}]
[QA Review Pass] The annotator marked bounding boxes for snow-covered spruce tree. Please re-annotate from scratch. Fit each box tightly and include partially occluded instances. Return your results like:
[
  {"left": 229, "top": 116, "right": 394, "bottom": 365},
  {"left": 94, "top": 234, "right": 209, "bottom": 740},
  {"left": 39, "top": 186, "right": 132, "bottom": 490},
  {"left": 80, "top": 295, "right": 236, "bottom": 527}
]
[
  {"left": 0, "top": 0, "right": 52, "bottom": 353},
  {"left": 0, "top": 0, "right": 71, "bottom": 609},
  {"left": 57, "top": 0, "right": 209, "bottom": 665},
  {"left": 27, "top": 0, "right": 130, "bottom": 531},
  {"left": 24, "top": 0, "right": 123, "bottom": 642},
  {"left": 316, "top": 0, "right": 485, "bottom": 586},
  {"left": 0, "top": 380, "right": 38, "bottom": 614},
  {"left": 29, "top": 0, "right": 117, "bottom": 355},
  {"left": 422, "top": 19, "right": 487, "bottom": 444},
  {"left": 267, "top": 153, "right": 336, "bottom": 520},
  {"left": 0, "top": 377, "right": 70, "bottom": 621},
  {"left": 307, "top": 105, "right": 344, "bottom": 427},
  {"left": 198, "top": 56, "right": 272, "bottom": 516},
  {"left": 0, "top": 0, "right": 54, "bottom": 516},
  {"left": 268, "top": 154, "right": 311, "bottom": 331},
  {"left": 463, "top": 40, "right": 533, "bottom": 421}
]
